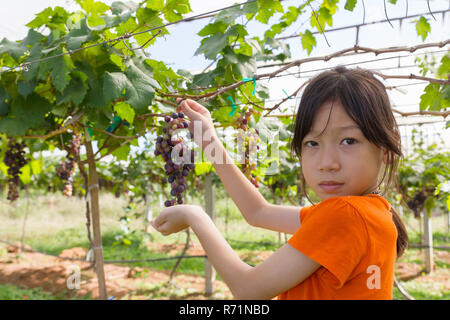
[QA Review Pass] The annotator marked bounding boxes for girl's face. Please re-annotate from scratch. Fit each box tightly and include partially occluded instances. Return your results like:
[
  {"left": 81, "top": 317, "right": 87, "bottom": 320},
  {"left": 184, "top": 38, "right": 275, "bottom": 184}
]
[{"left": 300, "top": 100, "right": 387, "bottom": 201}]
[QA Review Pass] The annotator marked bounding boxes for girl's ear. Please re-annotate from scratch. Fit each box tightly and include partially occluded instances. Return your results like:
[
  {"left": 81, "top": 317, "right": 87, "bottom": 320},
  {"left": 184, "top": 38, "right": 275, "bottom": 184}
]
[{"left": 382, "top": 148, "right": 390, "bottom": 165}]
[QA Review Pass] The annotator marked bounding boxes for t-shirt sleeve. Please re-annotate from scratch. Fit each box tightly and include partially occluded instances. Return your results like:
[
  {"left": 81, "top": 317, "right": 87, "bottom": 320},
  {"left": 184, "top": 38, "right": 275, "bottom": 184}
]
[{"left": 288, "top": 197, "right": 368, "bottom": 288}]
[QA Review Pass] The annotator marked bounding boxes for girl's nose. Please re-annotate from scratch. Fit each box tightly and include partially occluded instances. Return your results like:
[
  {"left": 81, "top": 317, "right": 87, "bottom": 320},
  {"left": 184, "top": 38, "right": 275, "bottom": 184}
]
[{"left": 318, "top": 146, "right": 340, "bottom": 171}]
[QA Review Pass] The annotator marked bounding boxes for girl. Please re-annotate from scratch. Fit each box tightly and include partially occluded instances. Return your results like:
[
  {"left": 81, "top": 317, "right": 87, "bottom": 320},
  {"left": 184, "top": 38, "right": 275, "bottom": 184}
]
[{"left": 150, "top": 66, "right": 409, "bottom": 300}]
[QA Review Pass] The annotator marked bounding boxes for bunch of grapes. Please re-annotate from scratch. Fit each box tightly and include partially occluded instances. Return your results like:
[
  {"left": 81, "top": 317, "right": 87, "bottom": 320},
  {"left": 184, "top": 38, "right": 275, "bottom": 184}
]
[
  {"left": 56, "top": 133, "right": 82, "bottom": 197},
  {"left": 154, "top": 112, "right": 196, "bottom": 207},
  {"left": 3, "top": 139, "right": 28, "bottom": 201},
  {"left": 233, "top": 108, "right": 261, "bottom": 188}
]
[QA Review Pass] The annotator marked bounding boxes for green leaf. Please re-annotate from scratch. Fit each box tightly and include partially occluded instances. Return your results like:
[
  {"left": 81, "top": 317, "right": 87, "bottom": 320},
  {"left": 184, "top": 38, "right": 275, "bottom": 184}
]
[
  {"left": 46, "top": 49, "right": 76, "bottom": 93},
  {"left": 55, "top": 71, "right": 89, "bottom": 106},
  {"left": 30, "top": 159, "right": 42, "bottom": 175},
  {"left": 194, "top": 161, "right": 212, "bottom": 175},
  {"left": 76, "top": 0, "right": 109, "bottom": 17},
  {"left": 310, "top": 7, "right": 333, "bottom": 31},
  {"left": 301, "top": 29, "right": 316, "bottom": 55},
  {"left": 0, "top": 87, "right": 11, "bottom": 116},
  {"left": 112, "top": 144, "right": 130, "bottom": 161},
  {"left": 255, "top": 0, "right": 284, "bottom": 24},
  {"left": 164, "top": 0, "right": 191, "bottom": 22},
  {"left": 146, "top": 0, "right": 164, "bottom": 11},
  {"left": 114, "top": 101, "right": 135, "bottom": 125},
  {"left": 0, "top": 93, "right": 51, "bottom": 136},
  {"left": 103, "top": 59, "right": 158, "bottom": 113},
  {"left": 344, "top": 0, "right": 357, "bottom": 11},
  {"left": 213, "top": 5, "right": 243, "bottom": 24},
  {"left": 198, "top": 21, "right": 229, "bottom": 37},
  {"left": 0, "top": 38, "right": 26, "bottom": 61},
  {"left": 110, "top": 1, "right": 138, "bottom": 14},
  {"left": 416, "top": 16, "right": 431, "bottom": 41},
  {"left": 19, "top": 164, "right": 31, "bottom": 184},
  {"left": 17, "top": 80, "right": 37, "bottom": 98},
  {"left": 420, "top": 83, "right": 449, "bottom": 111},
  {"left": 194, "top": 33, "right": 228, "bottom": 60},
  {"left": 437, "top": 54, "right": 450, "bottom": 78}
]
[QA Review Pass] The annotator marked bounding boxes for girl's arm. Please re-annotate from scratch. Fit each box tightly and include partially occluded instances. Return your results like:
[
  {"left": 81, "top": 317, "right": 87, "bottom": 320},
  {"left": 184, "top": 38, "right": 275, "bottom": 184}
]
[
  {"left": 210, "top": 134, "right": 301, "bottom": 234},
  {"left": 151, "top": 205, "right": 320, "bottom": 299},
  {"left": 179, "top": 99, "right": 301, "bottom": 234}
]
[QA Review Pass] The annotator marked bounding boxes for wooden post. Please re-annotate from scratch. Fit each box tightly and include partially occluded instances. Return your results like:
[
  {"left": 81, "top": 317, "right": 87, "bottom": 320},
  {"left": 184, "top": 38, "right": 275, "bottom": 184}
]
[
  {"left": 423, "top": 209, "right": 433, "bottom": 274},
  {"left": 204, "top": 172, "right": 216, "bottom": 296},
  {"left": 84, "top": 129, "right": 108, "bottom": 300},
  {"left": 144, "top": 182, "right": 153, "bottom": 233}
]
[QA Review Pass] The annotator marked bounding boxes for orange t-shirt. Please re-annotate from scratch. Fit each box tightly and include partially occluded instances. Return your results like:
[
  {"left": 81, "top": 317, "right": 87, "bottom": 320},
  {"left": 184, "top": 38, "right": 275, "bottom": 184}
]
[{"left": 278, "top": 194, "right": 397, "bottom": 300}]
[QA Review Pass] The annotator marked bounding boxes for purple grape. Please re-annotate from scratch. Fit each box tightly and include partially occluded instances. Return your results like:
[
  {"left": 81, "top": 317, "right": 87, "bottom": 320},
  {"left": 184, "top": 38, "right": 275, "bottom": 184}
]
[
  {"left": 177, "top": 185, "right": 185, "bottom": 193},
  {"left": 164, "top": 116, "right": 171, "bottom": 122},
  {"left": 171, "top": 112, "right": 178, "bottom": 119},
  {"left": 182, "top": 169, "right": 189, "bottom": 176},
  {"left": 183, "top": 121, "right": 188, "bottom": 128},
  {"left": 170, "top": 189, "right": 177, "bottom": 196},
  {"left": 164, "top": 200, "right": 172, "bottom": 207},
  {"left": 177, "top": 198, "right": 183, "bottom": 204},
  {"left": 178, "top": 113, "right": 184, "bottom": 118}
]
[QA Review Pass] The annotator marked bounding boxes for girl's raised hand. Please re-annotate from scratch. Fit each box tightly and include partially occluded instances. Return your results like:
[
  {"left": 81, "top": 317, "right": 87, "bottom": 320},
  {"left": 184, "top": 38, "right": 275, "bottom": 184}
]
[
  {"left": 150, "top": 204, "right": 205, "bottom": 236},
  {"left": 176, "top": 99, "right": 217, "bottom": 148}
]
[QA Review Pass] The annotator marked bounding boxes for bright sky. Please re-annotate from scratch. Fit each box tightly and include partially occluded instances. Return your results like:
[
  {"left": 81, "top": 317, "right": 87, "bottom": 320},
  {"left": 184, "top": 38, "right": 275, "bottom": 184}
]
[{"left": 0, "top": 0, "right": 449, "bottom": 151}]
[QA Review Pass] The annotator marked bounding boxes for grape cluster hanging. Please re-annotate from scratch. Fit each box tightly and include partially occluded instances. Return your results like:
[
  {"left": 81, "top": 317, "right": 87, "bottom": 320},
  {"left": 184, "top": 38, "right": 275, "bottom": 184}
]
[{"left": 155, "top": 112, "right": 196, "bottom": 207}]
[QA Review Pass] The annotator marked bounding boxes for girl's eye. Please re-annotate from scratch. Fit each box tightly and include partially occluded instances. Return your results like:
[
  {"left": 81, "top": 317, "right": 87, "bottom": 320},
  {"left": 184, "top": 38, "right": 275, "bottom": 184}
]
[
  {"left": 303, "top": 141, "right": 317, "bottom": 147},
  {"left": 342, "top": 138, "right": 357, "bottom": 145}
]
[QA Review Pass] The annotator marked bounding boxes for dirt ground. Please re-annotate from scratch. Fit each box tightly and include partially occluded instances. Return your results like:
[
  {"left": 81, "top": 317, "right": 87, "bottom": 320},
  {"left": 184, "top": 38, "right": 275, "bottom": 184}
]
[{"left": 0, "top": 243, "right": 448, "bottom": 300}]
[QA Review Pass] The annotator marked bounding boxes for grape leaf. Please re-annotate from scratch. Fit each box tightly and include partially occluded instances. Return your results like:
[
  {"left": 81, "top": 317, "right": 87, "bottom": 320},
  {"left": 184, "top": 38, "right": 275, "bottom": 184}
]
[
  {"left": 301, "top": 29, "right": 316, "bottom": 55},
  {"left": 103, "top": 60, "right": 158, "bottom": 113},
  {"left": 255, "top": 0, "right": 284, "bottom": 24},
  {"left": 55, "top": 71, "right": 89, "bottom": 106},
  {"left": 416, "top": 16, "right": 431, "bottom": 41},
  {"left": 0, "top": 87, "right": 10, "bottom": 116},
  {"left": 112, "top": 143, "right": 130, "bottom": 161},
  {"left": 195, "top": 33, "right": 228, "bottom": 60},
  {"left": 76, "top": 0, "right": 109, "bottom": 17},
  {"left": 114, "top": 101, "right": 135, "bottom": 125},
  {"left": 0, "top": 93, "right": 51, "bottom": 136},
  {"left": 344, "top": 0, "right": 357, "bottom": 11}
]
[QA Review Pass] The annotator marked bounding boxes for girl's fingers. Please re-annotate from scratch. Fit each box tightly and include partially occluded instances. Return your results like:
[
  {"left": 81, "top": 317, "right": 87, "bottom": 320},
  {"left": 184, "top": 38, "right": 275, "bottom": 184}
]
[{"left": 153, "top": 215, "right": 167, "bottom": 229}]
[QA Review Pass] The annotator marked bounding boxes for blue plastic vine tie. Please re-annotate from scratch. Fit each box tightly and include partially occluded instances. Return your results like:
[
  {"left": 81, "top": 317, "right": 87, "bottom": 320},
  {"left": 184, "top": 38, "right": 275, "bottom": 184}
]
[
  {"left": 282, "top": 88, "right": 290, "bottom": 98},
  {"left": 226, "top": 96, "right": 237, "bottom": 116},
  {"left": 242, "top": 76, "right": 256, "bottom": 96},
  {"left": 87, "top": 121, "right": 94, "bottom": 137},
  {"left": 106, "top": 116, "right": 122, "bottom": 133}
]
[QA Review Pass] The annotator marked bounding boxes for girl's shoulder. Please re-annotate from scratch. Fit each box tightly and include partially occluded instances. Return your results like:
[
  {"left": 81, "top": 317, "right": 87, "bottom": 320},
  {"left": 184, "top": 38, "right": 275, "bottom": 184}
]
[
  {"left": 303, "top": 194, "right": 391, "bottom": 222},
  {"left": 311, "top": 194, "right": 390, "bottom": 211}
]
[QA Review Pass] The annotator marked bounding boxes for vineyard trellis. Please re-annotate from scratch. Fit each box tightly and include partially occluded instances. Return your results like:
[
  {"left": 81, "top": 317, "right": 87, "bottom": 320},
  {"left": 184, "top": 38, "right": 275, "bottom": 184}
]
[{"left": 0, "top": 0, "right": 449, "bottom": 300}]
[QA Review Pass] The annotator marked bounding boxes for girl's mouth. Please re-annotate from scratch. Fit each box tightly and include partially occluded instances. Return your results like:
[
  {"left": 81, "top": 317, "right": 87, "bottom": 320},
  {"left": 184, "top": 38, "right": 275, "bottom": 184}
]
[{"left": 319, "top": 183, "right": 344, "bottom": 192}]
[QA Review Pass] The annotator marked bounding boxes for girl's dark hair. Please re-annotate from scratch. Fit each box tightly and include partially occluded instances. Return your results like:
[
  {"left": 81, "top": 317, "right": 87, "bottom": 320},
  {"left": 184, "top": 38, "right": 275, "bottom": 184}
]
[{"left": 291, "top": 66, "right": 409, "bottom": 258}]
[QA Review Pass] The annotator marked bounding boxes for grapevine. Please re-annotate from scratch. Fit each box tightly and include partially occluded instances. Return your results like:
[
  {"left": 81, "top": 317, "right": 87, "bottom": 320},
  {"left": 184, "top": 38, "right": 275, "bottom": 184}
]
[
  {"left": 154, "top": 112, "right": 196, "bottom": 207},
  {"left": 3, "top": 138, "right": 29, "bottom": 202},
  {"left": 56, "top": 133, "right": 82, "bottom": 197},
  {"left": 233, "top": 108, "right": 261, "bottom": 188}
]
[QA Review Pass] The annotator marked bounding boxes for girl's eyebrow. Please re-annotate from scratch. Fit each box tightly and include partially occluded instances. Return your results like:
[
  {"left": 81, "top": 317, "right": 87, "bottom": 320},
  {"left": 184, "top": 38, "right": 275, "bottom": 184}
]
[{"left": 308, "top": 125, "right": 360, "bottom": 135}]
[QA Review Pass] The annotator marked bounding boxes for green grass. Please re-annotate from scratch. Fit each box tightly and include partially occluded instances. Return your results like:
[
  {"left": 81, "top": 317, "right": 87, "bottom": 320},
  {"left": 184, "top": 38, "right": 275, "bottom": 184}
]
[
  {"left": 393, "top": 282, "right": 450, "bottom": 300},
  {"left": 0, "top": 284, "right": 91, "bottom": 300}
]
